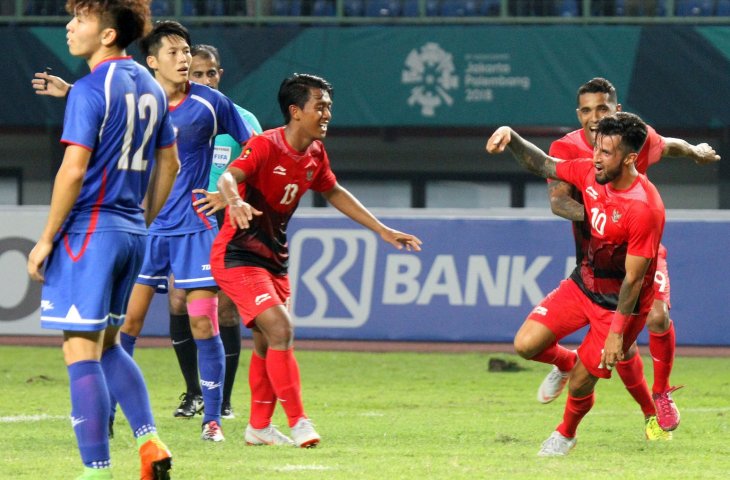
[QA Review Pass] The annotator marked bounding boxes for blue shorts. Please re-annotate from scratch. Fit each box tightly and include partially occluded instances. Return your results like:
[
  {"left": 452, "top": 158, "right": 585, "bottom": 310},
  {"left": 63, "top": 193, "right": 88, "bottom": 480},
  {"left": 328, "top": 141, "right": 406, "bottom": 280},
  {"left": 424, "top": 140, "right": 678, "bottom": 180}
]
[
  {"left": 40, "top": 231, "right": 145, "bottom": 331},
  {"left": 136, "top": 229, "right": 218, "bottom": 292}
]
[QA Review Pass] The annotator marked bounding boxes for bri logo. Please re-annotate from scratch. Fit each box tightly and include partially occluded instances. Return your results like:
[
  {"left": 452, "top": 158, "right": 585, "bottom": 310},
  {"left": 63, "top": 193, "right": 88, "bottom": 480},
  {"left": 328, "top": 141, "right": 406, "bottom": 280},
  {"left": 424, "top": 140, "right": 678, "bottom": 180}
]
[{"left": 289, "top": 229, "right": 377, "bottom": 328}]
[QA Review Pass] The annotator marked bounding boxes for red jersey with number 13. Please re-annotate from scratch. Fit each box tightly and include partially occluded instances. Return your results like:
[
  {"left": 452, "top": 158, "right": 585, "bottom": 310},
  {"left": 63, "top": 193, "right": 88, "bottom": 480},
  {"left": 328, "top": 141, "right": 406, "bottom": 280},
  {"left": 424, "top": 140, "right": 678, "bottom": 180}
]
[
  {"left": 211, "top": 127, "right": 337, "bottom": 275},
  {"left": 555, "top": 159, "right": 665, "bottom": 314}
]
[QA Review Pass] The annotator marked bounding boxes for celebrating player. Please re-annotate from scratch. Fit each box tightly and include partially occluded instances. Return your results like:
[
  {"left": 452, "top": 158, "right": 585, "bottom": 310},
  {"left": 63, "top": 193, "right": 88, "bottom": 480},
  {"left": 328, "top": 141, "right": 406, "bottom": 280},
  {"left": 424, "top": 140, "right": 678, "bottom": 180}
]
[
  {"left": 212, "top": 73, "right": 422, "bottom": 447},
  {"left": 27, "top": 1, "right": 179, "bottom": 478},
  {"left": 486, "top": 112, "right": 665, "bottom": 455},
  {"left": 517, "top": 77, "right": 719, "bottom": 436},
  {"left": 164, "top": 43, "right": 263, "bottom": 420}
]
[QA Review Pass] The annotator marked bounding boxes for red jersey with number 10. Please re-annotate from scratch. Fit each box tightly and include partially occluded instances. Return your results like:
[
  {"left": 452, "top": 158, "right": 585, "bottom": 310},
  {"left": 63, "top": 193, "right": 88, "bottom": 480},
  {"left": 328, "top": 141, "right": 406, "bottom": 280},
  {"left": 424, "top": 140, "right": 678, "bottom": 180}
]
[
  {"left": 555, "top": 159, "right": 665, "bottom": 314},
  {"left": 211, "top": 127, "right": 337, "bottom": 275}
]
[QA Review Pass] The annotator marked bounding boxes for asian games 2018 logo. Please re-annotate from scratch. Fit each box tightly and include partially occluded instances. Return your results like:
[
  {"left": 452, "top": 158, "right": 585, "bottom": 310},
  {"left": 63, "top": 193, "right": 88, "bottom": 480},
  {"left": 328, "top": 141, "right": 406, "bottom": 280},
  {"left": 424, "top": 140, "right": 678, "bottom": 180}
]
[{"left": 401, "top": 42, "right": 459, "bottom": 117}]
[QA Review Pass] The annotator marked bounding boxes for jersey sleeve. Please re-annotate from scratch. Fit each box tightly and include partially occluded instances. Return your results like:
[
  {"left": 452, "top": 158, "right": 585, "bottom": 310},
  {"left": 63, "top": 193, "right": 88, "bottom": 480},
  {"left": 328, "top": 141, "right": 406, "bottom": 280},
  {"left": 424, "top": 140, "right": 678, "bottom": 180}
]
[
  {"left": 548, "top": 139, "right": 577, "bottom": 185},
  {"left": 156, "top": 107, "right": 177, "bottom": 149},
  {"left": 625, "top": 203, "right": 663, "bottom": 259},
  {"left": 555, "top": 158, "right": 592, "bottom": 190},
  {"left": 229, "top": 135, "right": 270, "bottom": 179},
  {"left": 309, "top": 148, "right": 337, "bottom": 193},
  {"left": 643, "top": 126, "right": 665, "bottom": 168},
  {"left": 60, "top": 80, "right": 103, "bottom": 150},
  {"left": 217, "top": 93, "right": 254, "bottom": 144}
]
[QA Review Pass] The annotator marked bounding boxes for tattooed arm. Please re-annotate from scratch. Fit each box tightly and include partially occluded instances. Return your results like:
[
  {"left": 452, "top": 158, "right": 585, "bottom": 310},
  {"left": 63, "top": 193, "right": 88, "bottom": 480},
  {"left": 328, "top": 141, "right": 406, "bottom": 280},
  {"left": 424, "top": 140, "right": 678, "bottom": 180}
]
[{"left": 485, "top": 126, "right": 560, "bottom": 181}]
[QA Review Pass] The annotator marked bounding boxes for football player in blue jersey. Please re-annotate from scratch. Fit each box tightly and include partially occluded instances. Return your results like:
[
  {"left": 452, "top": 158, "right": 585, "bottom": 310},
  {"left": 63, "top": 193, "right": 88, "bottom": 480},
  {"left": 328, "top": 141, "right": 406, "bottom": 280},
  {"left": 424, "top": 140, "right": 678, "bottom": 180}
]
[
  {"left": 27, "top": 1, "right": 179, "bottom": 478},
  {"left": 118, "top": 21, "right": 255, "bottom": 442}
]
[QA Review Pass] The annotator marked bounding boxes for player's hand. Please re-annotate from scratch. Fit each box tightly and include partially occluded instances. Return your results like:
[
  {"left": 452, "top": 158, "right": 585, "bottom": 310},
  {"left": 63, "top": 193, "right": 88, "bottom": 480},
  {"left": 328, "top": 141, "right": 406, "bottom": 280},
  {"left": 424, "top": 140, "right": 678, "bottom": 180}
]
[
  {"left": 485, "top": 126, "right": 512, "bottom": 154},
  {"left": 27, "top": 239, "right": 53, "bottom": 283},
  {"left": 192, "top": 189, "right": 225, "bottom": 215},
  {"left": 227, "top": 198, "right": 262, "bottom": 230},
  {"left": 601, "top": 332, "right": 624, "bottom": 369},
  {"left": 691, "top": 143, "right": 721, "bottom": 165},
  {"left": 380, "top": 228, "right": 423, "bottom": 252},
  {"left": 32, "top": 70, "right": 71, "bottom": 98}
]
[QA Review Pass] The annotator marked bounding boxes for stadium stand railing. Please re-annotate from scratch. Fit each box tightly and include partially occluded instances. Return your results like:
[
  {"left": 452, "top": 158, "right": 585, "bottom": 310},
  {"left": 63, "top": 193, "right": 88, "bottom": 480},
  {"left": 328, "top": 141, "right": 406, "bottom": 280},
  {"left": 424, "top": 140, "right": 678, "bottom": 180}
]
[{"left": 2, "top": 0, "right": 730, "bottom": 23}]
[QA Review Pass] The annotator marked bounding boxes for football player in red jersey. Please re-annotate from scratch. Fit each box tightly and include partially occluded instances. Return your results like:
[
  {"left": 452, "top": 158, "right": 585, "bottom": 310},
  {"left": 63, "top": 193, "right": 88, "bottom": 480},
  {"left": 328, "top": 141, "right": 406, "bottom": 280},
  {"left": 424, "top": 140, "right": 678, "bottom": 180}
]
[
  {"left": 212, "top": 73, "right": 422, "bottom": 448},
  {"left": 514, "top": 78, "right": 719, "bottom": 435},
  {"left": 487, "top": 112, "right": 665, "bottom": 455}
]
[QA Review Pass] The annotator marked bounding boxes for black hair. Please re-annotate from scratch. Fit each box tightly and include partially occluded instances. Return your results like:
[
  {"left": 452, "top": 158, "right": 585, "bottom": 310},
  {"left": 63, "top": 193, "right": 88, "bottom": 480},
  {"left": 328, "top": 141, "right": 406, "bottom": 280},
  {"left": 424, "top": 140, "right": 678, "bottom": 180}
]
[
  {"left": 278, "top": 73, "right": 333, "bottom": 123},
  {"left": 577, "top": 77, "right": 618, "bottom": 106},
  {"left": 595, "top": 112, "right": 648, "bottom": 154},
  {"left": 139, "top": 20, "right": 191, "bottom": 58}
]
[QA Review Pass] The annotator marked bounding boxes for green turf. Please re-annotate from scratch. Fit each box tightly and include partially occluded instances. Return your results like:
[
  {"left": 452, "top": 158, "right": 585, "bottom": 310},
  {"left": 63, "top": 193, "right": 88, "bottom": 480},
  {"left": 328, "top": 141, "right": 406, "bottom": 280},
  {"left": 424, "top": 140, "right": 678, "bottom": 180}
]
[{"left": 1, "top": 345, "right": 728, "bottom": 479}]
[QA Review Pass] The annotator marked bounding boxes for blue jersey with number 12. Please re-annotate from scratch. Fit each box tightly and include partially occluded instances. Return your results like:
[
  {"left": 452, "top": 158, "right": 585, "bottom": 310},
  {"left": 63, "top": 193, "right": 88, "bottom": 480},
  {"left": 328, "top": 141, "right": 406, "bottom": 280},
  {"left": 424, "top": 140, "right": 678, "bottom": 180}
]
[{"left": 60, "top": 57, "right": 176, "bottom": 235}]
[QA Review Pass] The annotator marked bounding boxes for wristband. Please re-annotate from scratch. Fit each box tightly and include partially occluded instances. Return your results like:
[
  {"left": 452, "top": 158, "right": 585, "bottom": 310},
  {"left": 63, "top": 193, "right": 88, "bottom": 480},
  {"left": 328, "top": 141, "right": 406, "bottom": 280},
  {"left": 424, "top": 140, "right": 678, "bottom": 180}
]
[{"left": 610, "top": 312, "right": 631, "bottom": 334}]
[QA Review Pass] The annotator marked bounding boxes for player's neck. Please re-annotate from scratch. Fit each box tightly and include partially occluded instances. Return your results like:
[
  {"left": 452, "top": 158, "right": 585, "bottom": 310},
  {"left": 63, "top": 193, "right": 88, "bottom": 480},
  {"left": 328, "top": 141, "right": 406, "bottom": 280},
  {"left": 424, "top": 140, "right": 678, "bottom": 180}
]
[
  {"left": 158, "top": 77, "right": 188, "bottom": 104},
  {"left": 87, "top": 47, "right": 124, "bottom": 71},
  {"left": 610, "top": 169, "right": 638, "bottom": 190},
  {"left": 283, "top": 125, "right": 314, "bottom": 153}
]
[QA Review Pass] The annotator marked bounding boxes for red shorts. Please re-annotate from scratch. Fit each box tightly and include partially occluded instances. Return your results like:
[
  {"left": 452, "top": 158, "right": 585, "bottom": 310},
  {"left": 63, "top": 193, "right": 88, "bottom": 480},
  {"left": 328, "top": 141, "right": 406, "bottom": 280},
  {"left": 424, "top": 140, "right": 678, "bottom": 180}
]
[
  {"left": 528, "top": 278, "right": 646, "bottom": 379},
  {"left": 211, "top": 265, "right": 290, "bottom": 327},
  {"left": 653, "top": 244, "right": 671, "bottom": 307}
]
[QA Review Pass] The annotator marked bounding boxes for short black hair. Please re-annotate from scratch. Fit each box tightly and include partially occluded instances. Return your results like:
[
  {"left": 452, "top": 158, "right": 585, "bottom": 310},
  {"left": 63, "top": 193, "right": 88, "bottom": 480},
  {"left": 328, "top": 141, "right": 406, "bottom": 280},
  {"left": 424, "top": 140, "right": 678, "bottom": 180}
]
[
  {"left": 139, "top": 20, "right": 191, "bottom": 58},
  {"left": 278, "top": 73, "right": 333, "bottom": 123},
  {"left": 577, "top": 77, "right": 618, "bottom": 106},
  {"left": 191, "top": 44, "right": 220, "bottom": 66},
  {"left": 596, "top": 112, "right": 648, "bottom": 154},
  {"left": 66, "top": 0, "right": 151, "bottom": 50}
]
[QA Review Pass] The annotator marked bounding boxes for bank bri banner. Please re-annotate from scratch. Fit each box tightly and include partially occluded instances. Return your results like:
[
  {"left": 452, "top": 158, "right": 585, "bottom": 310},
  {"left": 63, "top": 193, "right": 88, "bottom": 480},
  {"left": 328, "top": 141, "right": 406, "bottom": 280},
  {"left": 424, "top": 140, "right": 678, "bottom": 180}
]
[{"left": 2, "top": 208, "right": 728, "bottom": 346}]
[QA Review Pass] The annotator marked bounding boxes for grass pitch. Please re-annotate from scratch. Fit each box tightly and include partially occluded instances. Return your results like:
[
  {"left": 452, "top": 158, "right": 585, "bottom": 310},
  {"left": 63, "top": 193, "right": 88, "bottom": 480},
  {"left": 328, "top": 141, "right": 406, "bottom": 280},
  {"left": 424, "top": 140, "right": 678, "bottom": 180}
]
[{"left": 1, "top": 345, "right": 728, "bottom": 479}]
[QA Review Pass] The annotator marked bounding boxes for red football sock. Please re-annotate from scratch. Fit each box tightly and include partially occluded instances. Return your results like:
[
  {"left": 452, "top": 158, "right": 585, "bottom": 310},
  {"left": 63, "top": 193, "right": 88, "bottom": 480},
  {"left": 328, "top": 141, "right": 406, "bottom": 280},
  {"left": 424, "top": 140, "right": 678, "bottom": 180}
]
[
  {"left": 249, "top": 352, "right": 277, "bottom": 429},
  {"left": 266, "top": 348, "right": 305, "bottom": 427},
  {"left": 531, "top": 343, "right": 577, "bottom": 372},
  {"left": 615, "top": 353, "right": 656, "bottom": 417},
  {"left": 557, "top": 393, "right": 595, "bottom": 438},
  {"left": 649, "top": 321, "right": 676, "bottom": 394}
]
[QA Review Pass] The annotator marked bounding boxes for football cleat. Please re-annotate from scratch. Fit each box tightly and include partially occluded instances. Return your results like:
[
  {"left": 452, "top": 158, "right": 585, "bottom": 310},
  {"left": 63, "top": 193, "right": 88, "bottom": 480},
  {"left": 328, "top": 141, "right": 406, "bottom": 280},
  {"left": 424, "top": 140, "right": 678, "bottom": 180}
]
[
  {"left": 645, "top": 415, "right": 673, "bottom": 441},
  {"left": 221, "top": 400, "right": 234, "bottom": 419},
  {"left": 139, "top": 437, "right": 172, "bottom": 480},
  {"left": 201, "top": 420, "right": 225, "bottom": 442},
  {"left": 173, "top": 392, "right": 203, "bottom": 418},
  {"left": 653, "top": 385, "right": 683, "bottom": 431},
  {"left": 290, "top": 417, "right": 320, "bottom": 448},
  {"left": 537, "top": 431, "right": 577, "bottom": 457},
  {"left": 245, "top": 423, "right": 295, "bottom": 446},
  {"left": 537, "top": 365, "right": 570, "bottom": 404}
]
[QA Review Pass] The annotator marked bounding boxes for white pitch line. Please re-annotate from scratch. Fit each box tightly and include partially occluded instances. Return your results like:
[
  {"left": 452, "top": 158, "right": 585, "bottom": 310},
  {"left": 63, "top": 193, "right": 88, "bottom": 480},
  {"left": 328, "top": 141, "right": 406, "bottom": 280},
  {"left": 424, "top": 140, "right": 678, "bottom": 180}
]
[{"left": 0, "top": 414, "right": 66, "bottom": 423}]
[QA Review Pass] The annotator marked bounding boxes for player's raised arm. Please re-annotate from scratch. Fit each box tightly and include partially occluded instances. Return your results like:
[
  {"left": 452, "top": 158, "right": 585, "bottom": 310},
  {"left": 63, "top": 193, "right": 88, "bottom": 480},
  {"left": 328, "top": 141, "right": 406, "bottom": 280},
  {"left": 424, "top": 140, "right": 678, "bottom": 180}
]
[
  {"left": 662, "top": 137, "right": 721, "bottom": 165},
  {"left": 321, "top": 183, "right": 422, "bottom": 252},
  {"left": 486, "top": 126, "right": 561, "bottom": 181}
]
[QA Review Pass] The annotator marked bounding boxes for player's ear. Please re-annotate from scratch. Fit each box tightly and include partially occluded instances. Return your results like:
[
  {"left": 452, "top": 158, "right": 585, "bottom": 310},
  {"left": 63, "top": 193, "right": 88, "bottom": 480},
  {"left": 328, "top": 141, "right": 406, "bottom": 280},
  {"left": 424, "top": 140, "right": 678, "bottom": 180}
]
[
  {"left": 289, "top": 104, "right": 300, "bottom": 121},
  {"left": 147, "top": 55, "right": 158, "bottom": 70},
  {"left": 616, "top": 103, "right": 622, "bottom": 112},
  {"left": 624, "top": 151, "right": 638, "bottom": 166},
  {"left": 100, "top": 27, "right": 117, "bottom": 48},
  {"left": 218, "top": 68, "right": 224, "bottom": 78}
]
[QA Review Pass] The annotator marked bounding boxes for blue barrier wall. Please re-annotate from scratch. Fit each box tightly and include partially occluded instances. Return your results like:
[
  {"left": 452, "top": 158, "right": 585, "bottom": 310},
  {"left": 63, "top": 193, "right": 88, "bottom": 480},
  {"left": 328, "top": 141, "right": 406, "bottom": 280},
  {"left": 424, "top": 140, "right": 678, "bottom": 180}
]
[{"left": 131, "top": 210, "right": 728, "bottom": 346}]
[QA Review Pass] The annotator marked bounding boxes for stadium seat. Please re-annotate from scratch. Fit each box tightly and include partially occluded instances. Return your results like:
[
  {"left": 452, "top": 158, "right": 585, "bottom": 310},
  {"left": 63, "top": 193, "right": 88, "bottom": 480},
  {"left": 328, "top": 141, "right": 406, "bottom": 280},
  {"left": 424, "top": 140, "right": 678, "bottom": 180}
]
[
  {"left": 364, "top": 0, "right": 401, "bottom": 16},
  {"left": 717, "top": 0, "right": 730, "bottom": 14},
  {"left": 479, "top": 0, "right": 500, "bottom": 15},
  {"left": 272, "top": 0, "right": 303, "bottom": 15},
  {"left": 402, "top": 0, "right": 440, "bottom": 16},
  {"left": 439, "top": 0, "right": 479, "bottom": 16},
  {"left": 557, "top": 0, "right": 579, "bottom": 16},
  {"left": 675, "top": 0, "right": 714, "bottom": 15},
  {"left": 312, "top": 0, "right": 336, "bottom": 15},
  {"left": 150, "top": 0, "right": 171, "bottom": 15},
  {"left": 344, "top": 0, "right": 365, "bottom": 15}
]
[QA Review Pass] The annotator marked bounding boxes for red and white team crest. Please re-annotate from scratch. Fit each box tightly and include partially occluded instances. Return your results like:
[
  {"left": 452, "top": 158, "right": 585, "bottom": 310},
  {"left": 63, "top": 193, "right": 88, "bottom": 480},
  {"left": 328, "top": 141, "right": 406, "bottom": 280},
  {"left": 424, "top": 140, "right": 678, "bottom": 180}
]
[
  {"left": 306, "top": 170, "right": 314, "bottom": 181},
  {"left": 612, "top": 209, "right": 622, "bottom": 223},
  {"left": 241, "top": 147, "right": 252, "bottom": 159}
]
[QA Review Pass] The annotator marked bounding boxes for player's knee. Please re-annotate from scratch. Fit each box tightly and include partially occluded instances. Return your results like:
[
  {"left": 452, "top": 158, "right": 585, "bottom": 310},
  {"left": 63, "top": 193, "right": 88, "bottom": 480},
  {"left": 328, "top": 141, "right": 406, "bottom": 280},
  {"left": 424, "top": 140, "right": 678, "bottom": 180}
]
[
  {"left": 217, "top": 294, "right": 239, "bottom": 327},
  {"left": 646, "top": 305, "right": 670, "bottom": 333},
  {"left": 513, "top": 332, "right": 540, "bottom": 360},
  {"left": 168, "top": 289, "right": 188, "bottom": 315}
]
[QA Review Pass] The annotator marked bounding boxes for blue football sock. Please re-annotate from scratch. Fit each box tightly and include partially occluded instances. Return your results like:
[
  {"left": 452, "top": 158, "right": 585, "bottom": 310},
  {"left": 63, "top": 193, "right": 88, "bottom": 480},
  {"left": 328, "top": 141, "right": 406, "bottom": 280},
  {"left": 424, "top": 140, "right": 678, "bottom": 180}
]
[
  {"left": 67, "top": 360, "right": 111, "bottom": 469},
  {"left": 120, "top": 332, "right": 137, "bottom": 357},
  {"left": 101, "top": 344, "right": 157, "bottom": 438},
  {"left": 195, "top": 335, "right": 225, "bottom": 424}
]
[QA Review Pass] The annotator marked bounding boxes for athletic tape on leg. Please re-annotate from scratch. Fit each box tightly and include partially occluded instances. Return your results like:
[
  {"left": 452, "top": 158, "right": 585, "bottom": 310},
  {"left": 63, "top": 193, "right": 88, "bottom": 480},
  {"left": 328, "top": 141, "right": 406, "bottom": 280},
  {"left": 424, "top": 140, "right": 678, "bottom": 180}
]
[{"left": 188, "top": 297, "right": 220, "bottom": 335}]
